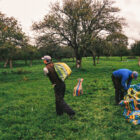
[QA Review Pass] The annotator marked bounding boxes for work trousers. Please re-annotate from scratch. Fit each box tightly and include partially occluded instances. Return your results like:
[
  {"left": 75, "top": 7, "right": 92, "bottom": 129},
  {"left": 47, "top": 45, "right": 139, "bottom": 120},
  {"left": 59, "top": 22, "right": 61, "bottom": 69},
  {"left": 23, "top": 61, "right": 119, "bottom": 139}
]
[
  {"left": 112, "top": 74, "right": 124, "bottom": 104},
  {"left": 54, "top": 82, "right": 75, "bottom": 116}
]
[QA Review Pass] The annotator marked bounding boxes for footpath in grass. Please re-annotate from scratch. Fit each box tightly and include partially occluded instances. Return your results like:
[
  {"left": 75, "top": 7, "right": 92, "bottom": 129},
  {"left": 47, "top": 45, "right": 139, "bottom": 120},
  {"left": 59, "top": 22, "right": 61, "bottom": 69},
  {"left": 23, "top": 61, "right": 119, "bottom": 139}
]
[{"left": 0, "top": 57, "right": 140, "bottom": 140}]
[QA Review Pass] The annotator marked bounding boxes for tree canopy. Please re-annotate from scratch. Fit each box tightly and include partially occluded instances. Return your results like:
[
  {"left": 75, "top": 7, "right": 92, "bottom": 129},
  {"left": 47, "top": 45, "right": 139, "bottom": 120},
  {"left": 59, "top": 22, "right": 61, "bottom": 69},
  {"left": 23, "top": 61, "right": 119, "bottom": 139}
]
[
  {"left": 0, "top": 12, "right": 33, "bottom": 68},
  {"left": 106, "top": 32, "right": 128, "bottom": 61},
  {"left": 32, "top": 0, "right": 125, "bottom": 68}
]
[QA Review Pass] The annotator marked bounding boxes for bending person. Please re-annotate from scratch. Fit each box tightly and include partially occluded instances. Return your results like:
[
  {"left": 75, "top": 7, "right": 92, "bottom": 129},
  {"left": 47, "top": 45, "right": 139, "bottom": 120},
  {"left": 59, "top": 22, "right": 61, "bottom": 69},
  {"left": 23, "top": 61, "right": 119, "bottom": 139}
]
[{"left": 112, "top": 69, "right": 138, "bottom": 104}]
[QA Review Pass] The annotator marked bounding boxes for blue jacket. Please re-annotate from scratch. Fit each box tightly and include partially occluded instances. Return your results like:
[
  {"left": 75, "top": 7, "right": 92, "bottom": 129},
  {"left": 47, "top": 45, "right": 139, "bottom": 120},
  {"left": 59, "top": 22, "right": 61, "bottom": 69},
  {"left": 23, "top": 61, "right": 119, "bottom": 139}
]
[{"left": 113, "top": 69, "right": 132, "bottom": 90}]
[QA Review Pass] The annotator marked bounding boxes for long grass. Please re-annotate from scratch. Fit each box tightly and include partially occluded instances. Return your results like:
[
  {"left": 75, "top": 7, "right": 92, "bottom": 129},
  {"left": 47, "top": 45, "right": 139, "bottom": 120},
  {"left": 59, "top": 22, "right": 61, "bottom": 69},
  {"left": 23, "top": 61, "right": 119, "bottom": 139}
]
[{"left": 0, "top": 57, "right": 140, "bottom": 140}]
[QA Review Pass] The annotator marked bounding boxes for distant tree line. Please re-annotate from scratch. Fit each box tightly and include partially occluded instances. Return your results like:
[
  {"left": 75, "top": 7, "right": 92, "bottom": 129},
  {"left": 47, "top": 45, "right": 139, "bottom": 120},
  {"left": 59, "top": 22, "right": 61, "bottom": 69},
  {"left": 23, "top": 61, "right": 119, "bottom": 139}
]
[{"left": 0, "top": 0, "right": 139, "bottom": 69}]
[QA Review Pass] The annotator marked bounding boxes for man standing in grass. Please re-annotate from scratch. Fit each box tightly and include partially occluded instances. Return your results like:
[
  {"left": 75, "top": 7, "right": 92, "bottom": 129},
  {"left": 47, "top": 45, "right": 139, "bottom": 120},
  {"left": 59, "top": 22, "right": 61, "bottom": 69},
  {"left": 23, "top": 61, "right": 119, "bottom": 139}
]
[
  {"left": 42, "top": 55, "right": 75, "bottom": 118},
  {"left": 112, "top": 69, "right": 138, "bottom": 104}
]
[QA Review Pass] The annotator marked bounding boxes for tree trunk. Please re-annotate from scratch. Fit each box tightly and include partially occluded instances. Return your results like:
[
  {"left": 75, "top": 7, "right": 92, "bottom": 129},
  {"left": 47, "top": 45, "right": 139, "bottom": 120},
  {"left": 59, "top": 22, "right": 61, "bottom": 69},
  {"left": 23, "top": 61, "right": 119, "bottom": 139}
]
[
  {"left": 4, "top": 59, "right": 9, "bottom": 68},
  {"left": 97, "top": 56, "right": 99, "bottom": 64},
  {"left": 76, "top": 58, "right": 82, "bottom": 68},
  {"left": 92, "top": 51, "right": 96, "bottom": 66},
  {"left": 93, "top": 56, "right": 96, "bottom": 66},
  {"left": 138, "top": 57, "right": 140, "bottom": 66},
  {"left": 25, "top": 59, "right": 28, "bottom": 65},
  {"left": 121, "top": 56, "right": 122, "bottom": 61},
  {"left": 30, "top": 60, "right": 32, "bottom": 67},
  {"left": 75, "top": 48, "right": 82, "bottom": 68},
  {"left": 72, "top": 57, "right": 75, "bottom": 62},
  {"left": 9, "top": 59, "right": 13, "bottom": 69}
]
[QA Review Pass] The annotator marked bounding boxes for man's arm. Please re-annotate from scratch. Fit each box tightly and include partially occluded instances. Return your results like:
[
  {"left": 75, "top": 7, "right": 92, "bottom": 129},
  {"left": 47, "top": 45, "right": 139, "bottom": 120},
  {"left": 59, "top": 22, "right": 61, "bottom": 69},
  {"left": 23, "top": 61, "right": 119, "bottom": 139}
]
[{"left": 127, "top": 79, "right": 132, "bottom": 90}]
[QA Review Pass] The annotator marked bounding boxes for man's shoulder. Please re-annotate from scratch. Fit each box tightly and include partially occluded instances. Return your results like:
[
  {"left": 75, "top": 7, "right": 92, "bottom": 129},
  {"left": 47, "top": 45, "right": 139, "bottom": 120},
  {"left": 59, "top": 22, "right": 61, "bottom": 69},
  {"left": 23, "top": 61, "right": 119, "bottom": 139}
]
[{"left": 116, "top": 69, "right": 131, "bottom": 73}]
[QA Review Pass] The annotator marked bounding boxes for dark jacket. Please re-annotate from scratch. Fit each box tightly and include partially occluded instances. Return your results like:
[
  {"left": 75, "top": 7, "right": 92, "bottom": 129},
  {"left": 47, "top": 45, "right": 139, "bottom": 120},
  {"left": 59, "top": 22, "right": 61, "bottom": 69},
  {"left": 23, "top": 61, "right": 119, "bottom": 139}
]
[{"left": 45, "top": 62, "right": 63, "bottom": 85}]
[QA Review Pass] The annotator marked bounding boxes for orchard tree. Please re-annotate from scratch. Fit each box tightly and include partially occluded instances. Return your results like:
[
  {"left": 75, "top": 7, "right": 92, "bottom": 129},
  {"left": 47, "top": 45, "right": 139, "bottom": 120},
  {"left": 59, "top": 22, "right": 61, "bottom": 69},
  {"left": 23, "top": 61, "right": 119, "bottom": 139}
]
[
  {"left": 90, "top": 37, "right": 105, "bottom": 65},
  {"left": 21, "top": 43, "right": 38, "bottom": 66},
  {"left": 106, "top": 32, "right": 128, "bottom": 61},
  {"left": 0, "top": 12, "right": 26, "bottom": 68},
  {"left": 103, "top": 41, "right": 113, "bottom": 57},
  {"left": 32, "top": 0, "right": 124, "bottom": 68}
]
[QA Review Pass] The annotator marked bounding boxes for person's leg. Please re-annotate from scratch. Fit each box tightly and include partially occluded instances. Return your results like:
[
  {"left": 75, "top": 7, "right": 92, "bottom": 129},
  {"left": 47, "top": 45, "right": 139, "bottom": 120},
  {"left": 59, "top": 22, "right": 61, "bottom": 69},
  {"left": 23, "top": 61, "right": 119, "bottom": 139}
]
[
  {"left": 115, "top": 89, "right": 120, "bottom": 104},
  {"left": 112, "top": 75, "right": 120, "bottom": 104},
  {"left": 61, "top": 99, "right": 75, "bottom": 116},
  {"left": 118, "top": 77, "right": 125, "bottom": 101},
  {"left": 119, "top": 87, "right": 125, "bottom": 101},
  {"left": 117, "top": 78, "right": 125, "bottom": 103},
  {"left": 55, "top": 94, "right": 64, "bottom": 115},
  {"left": 55, "top": 83, "right": 75, "bottom": 116},
  {"left": 61, "top": 83, "right": 75, "bottom": 116},
  {"left": 55, "top": 84, "right": 64, "bottom": 115}
]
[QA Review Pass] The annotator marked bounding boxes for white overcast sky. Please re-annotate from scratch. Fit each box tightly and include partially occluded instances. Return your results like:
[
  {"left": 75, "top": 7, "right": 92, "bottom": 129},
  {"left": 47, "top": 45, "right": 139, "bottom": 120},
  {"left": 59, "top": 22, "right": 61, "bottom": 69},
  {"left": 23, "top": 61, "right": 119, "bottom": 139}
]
[{"left": 0, "top": 0, "right": 140, "bottom": 45}]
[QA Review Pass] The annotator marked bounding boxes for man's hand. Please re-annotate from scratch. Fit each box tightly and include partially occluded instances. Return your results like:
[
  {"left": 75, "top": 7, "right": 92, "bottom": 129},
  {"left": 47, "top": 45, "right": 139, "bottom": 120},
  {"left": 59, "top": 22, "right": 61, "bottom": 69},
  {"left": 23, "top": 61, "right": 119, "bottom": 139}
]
[{"left": 43, "top": 67, "right": 49, "bottom": 76}]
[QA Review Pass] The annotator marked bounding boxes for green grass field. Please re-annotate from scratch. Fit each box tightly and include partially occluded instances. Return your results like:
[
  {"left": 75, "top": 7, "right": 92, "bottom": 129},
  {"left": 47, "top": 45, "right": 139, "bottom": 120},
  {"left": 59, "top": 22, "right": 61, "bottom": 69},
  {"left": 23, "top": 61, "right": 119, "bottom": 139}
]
[{"left": 0, "top": 57, "right": 140, "bottom": 140}]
